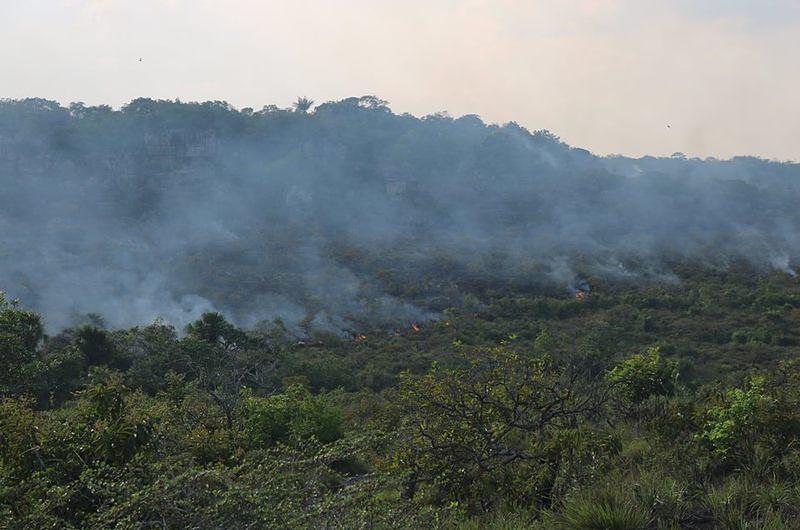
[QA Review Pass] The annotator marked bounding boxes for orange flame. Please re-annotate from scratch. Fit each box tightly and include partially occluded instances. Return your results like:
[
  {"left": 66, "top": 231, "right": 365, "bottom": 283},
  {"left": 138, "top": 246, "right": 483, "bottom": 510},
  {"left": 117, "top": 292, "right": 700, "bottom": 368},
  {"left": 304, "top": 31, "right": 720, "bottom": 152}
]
[
  {"left": 354, "top": 333, "right": 367, "bottom": 342},
  {"left": 575, "top": 291, "right": 586, "bottom": 302},
  {"left": 411, "top": 323, "right": 421, "bottom": 333}
]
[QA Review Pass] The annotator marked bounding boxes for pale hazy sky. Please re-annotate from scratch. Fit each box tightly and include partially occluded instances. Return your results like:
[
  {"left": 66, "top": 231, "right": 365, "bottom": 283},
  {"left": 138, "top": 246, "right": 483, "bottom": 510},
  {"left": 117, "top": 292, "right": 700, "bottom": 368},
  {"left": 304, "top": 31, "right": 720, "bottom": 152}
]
[{"left": 1, "top": 0, "right": 799, "bottom": 159}]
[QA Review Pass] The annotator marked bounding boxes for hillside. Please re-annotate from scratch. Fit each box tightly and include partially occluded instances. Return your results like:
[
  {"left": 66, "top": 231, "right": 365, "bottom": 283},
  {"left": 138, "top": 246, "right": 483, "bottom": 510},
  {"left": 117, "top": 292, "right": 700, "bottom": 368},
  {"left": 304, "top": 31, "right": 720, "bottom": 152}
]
[
  {"left": 3, "top": 97, "right": 800, "bottom": 528},
  {"left": 1, "top": 97, "right": 799, "bottom": 332}
]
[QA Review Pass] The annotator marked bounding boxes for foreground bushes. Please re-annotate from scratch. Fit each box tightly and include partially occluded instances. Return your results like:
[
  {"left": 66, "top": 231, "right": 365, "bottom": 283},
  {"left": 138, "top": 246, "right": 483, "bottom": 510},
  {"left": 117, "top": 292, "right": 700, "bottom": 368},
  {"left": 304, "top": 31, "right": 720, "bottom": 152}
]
[
  {"left": 242, "top": 384, "right": 344, "bottom": 448},
  {"left": 4, "top": 273, "right": 800, "bottom": 527},
  {"left": 393, "top": 347, "right": 615, "bottom": 510}
]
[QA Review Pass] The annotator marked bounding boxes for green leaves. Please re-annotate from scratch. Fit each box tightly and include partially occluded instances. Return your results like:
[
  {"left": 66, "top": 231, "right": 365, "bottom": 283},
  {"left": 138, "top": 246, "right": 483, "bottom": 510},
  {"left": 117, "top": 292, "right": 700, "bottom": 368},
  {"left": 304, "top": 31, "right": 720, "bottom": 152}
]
[
  {"left": 0, "top": 292, "right": 43, "bottom": 390},
  {"left": 75, "top": 326, "right": 115, "bottom": 366},
  {"left": 607, "top": 347, "right": 678, "bottom": 406},
  {"left": 242, "top": 384, "right": 344, "bottom": 449},
  {"left": 393, "top": 347, "right": 608, "bottom": 509},
  {"left": 698, "top": 376, "right": 783, "bottom": 463},
  {"left": 185, "top": 312, "right": 245, "bottom": 347}
]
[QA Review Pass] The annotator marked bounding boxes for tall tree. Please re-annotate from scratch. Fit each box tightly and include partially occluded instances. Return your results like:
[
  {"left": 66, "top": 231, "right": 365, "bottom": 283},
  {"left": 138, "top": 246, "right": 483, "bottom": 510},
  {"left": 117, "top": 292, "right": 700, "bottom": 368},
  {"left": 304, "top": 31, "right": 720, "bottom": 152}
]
[{"left": 292, "top": 96, "right": 314, "bottom": 113}]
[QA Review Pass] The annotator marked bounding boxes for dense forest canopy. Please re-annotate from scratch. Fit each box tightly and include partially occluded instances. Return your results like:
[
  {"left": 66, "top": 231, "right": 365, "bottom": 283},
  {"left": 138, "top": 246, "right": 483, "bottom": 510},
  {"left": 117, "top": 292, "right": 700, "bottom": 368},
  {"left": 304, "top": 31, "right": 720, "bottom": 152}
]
[{"left": 1, "top": 96, "right": 799, "bottom": 332}]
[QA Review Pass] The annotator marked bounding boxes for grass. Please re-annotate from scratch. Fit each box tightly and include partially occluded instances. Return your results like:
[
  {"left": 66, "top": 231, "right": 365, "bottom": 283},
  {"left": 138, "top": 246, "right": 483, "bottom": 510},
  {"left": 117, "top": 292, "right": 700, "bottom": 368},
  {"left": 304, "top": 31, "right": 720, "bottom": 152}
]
[{"left": 552, "top": 489, "right": 652, "bottom": 530}]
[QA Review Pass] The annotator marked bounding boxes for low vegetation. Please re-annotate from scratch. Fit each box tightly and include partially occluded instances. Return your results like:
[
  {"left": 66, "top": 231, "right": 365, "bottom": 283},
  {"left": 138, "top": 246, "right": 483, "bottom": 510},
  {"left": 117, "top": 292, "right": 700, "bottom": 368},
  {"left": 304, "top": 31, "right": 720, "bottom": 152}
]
[{"left": 3, "top": 266, "right": 800, "bottom": 528}]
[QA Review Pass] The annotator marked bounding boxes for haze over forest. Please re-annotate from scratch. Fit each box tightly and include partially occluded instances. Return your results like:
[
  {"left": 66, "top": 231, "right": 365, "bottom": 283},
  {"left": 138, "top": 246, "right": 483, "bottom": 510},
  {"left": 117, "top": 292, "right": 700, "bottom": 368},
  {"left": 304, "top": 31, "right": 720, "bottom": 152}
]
[
  {"left": 6, "top": 2, "right": 800, "bottom": 528},
  {"left": 1, "top": 96, "right": 798, "bottom": 333},
  {"left": 5, "top": 1, "right": 800, "bottom": 160}
]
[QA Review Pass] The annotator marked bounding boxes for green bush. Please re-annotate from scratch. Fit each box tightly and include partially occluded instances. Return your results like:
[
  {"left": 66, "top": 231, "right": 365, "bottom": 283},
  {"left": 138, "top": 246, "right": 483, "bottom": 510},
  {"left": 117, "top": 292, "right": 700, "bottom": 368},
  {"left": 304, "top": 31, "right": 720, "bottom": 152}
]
[
  {"left": 697, "top": 377, "right": 777, "bottom": 463},
  {"left": 242, "top": 385, "right": 344, "bottom": 448},
  {"left": 607, "top": 347, "right": 678, "bottom": 415},
  {"left": 0, "top": 293, "right": 43, "bottom": 389},
  {"left": 555, "top": 489, "right": 651, "bottom": 530}
]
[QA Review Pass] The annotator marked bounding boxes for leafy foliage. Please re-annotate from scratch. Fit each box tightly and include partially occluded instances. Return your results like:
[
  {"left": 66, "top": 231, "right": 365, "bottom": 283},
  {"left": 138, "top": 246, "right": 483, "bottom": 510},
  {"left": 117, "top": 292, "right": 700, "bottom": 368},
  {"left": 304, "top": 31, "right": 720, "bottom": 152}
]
[
  {"left": 3, "top": 272, "right": 800, "bottom": 527},
  {"left": 242, "top": 384, "right": 344, "bottom": 448},
  {"left": 394, "top": 347, "right": 610, "bottom": 509},
  {"left": 0, "top": 292, "right": 42, "bottom": 390},
  {"left": 607, "top": 347, "right": 678, "bottom": 404}
]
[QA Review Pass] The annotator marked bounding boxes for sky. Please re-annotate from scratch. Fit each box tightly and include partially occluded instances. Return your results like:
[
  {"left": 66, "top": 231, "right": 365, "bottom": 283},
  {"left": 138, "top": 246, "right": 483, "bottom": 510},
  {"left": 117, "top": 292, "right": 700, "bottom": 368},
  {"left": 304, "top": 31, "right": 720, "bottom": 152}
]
[{"left": 1, "top": 0, "right": 798, "bottom": 160}]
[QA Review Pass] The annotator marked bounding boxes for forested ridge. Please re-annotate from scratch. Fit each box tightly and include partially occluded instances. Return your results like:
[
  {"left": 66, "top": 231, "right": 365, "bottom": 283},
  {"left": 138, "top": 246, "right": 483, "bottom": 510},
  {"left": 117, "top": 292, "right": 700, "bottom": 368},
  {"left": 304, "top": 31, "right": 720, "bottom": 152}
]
[
  {"left": 2, "top": 96, "right": 799, "bottom": 331},
  {"left": 3, "top": 97, "right": 800, "bottom": 528}
]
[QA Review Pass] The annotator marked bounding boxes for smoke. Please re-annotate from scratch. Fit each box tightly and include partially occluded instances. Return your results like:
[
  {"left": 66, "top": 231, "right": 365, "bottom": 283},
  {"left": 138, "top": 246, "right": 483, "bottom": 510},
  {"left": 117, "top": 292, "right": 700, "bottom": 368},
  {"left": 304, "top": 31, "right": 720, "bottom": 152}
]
[{"left": 1, "top": 96, "right": 798, "bottom": 332}]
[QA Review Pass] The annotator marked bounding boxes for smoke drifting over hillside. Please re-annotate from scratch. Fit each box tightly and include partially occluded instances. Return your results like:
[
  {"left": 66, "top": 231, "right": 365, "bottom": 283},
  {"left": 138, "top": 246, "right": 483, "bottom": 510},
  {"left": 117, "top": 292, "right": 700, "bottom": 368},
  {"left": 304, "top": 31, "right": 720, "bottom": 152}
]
[{"left": 1, "top": 97, "right": 798, "bottom": 332}]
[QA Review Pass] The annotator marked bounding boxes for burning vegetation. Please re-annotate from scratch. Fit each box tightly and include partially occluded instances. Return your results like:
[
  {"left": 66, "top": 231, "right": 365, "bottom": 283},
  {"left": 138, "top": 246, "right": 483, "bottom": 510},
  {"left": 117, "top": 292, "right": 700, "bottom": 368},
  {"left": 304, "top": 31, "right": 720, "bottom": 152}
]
[{"left": 574, "top": 280, "right": 591, "bottom": 302}]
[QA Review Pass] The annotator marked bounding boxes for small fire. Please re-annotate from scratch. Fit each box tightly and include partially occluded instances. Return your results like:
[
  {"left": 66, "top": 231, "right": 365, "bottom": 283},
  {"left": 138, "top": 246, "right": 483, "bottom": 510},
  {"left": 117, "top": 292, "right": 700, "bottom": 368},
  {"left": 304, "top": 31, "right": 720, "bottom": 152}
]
[
  {"left": 411, "top": 323, "right": 421, "bottom": 333},
  {"left": 575, "top": 291, "right": 586, "bottom": 302},
  {"left": 354, "top": 333, "right": 367, "bottom": 342}
]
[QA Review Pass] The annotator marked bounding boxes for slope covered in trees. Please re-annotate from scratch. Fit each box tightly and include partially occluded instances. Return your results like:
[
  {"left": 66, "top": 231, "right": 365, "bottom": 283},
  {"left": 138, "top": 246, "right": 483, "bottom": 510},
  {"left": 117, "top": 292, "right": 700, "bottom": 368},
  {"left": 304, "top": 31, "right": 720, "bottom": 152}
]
[
  {"left": 3, "top": 96, "right": 800, "bottom": 528},
  {"left": 1, "top": 96, "right": 799, "bottom": 333}
]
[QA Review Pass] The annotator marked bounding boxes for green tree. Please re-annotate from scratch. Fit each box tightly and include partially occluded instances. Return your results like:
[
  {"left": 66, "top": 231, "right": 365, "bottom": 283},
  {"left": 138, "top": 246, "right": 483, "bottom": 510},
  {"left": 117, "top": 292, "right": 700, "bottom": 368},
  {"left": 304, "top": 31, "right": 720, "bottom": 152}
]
[
  {"left": 393, "top": 347, "right": 610, "bottom": 510},
  {"left": 242, "top": 384, "right": 344, "bottom": 448},
  {"left": 185, "top": 312, "right": 244, "bottom": 346},
  {"left": 606, "top": 347, "right": 678, "bottom": 416},
  {"left": 0, "top": 292, "right": 43, "bottom": 391},
  {"left": 292, "top": 96, "right": 314, "bottom": 113},
  {"left": 697, "top": 367, "right": 800, "bottom": 467},
  {"left": 75, "top": 325, "right": 115, "bottom": 366},
  {"left": 177, "top": 316, "right": 276, "bottom": 429}
]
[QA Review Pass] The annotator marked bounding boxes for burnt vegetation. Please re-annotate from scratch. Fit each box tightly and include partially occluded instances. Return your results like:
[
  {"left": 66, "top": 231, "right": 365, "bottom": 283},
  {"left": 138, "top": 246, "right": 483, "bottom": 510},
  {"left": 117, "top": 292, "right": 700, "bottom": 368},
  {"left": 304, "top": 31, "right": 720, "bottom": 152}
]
[{"left": 2, "top": 97, "right": 800, "bottom": 528}]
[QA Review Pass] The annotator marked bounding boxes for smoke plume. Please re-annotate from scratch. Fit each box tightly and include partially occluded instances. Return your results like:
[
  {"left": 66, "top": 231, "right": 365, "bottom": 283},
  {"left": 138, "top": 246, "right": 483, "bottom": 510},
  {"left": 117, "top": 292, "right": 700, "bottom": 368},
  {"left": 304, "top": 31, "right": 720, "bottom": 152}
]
[{"left": 1, "top": 97, "right": 798, "bottom": 332}]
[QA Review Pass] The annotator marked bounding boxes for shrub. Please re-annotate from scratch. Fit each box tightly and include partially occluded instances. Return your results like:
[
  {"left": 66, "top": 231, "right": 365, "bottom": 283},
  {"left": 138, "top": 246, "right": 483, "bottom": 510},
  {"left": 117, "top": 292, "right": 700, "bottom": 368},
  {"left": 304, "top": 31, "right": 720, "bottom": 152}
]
[
  {"left": 242, "top": 385, "right": 344, "bottom": 448},
  {"left": 393, "top": 347, "right": 608, "bottom": 510},
  {"left": 697, "top": 377, "right": 777, "bottom": 463},
  {"left": 0, "top": 293, "right": 43, "bottom": 389},
  {"left": 556, "top": 489, "right": 651, "bottom": 530},
  {"left": 607, "top": 347, "right": 678, "bottom": 417}
]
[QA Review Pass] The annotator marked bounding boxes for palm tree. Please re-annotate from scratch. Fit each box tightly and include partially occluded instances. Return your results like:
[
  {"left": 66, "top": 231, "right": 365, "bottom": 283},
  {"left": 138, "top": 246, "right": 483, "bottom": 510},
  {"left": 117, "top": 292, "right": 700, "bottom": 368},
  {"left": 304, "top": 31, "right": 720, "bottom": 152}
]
[{"left": 292, "top": 96, "right": 314, "bottom": 113}]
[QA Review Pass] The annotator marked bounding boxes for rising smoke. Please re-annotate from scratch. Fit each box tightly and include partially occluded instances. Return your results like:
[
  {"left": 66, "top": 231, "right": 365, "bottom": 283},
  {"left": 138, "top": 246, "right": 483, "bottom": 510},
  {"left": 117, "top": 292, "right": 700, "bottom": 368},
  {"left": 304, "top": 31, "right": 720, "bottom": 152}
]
[{"left": 1, "top": 96, "right": 798, "bottom": 332}]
